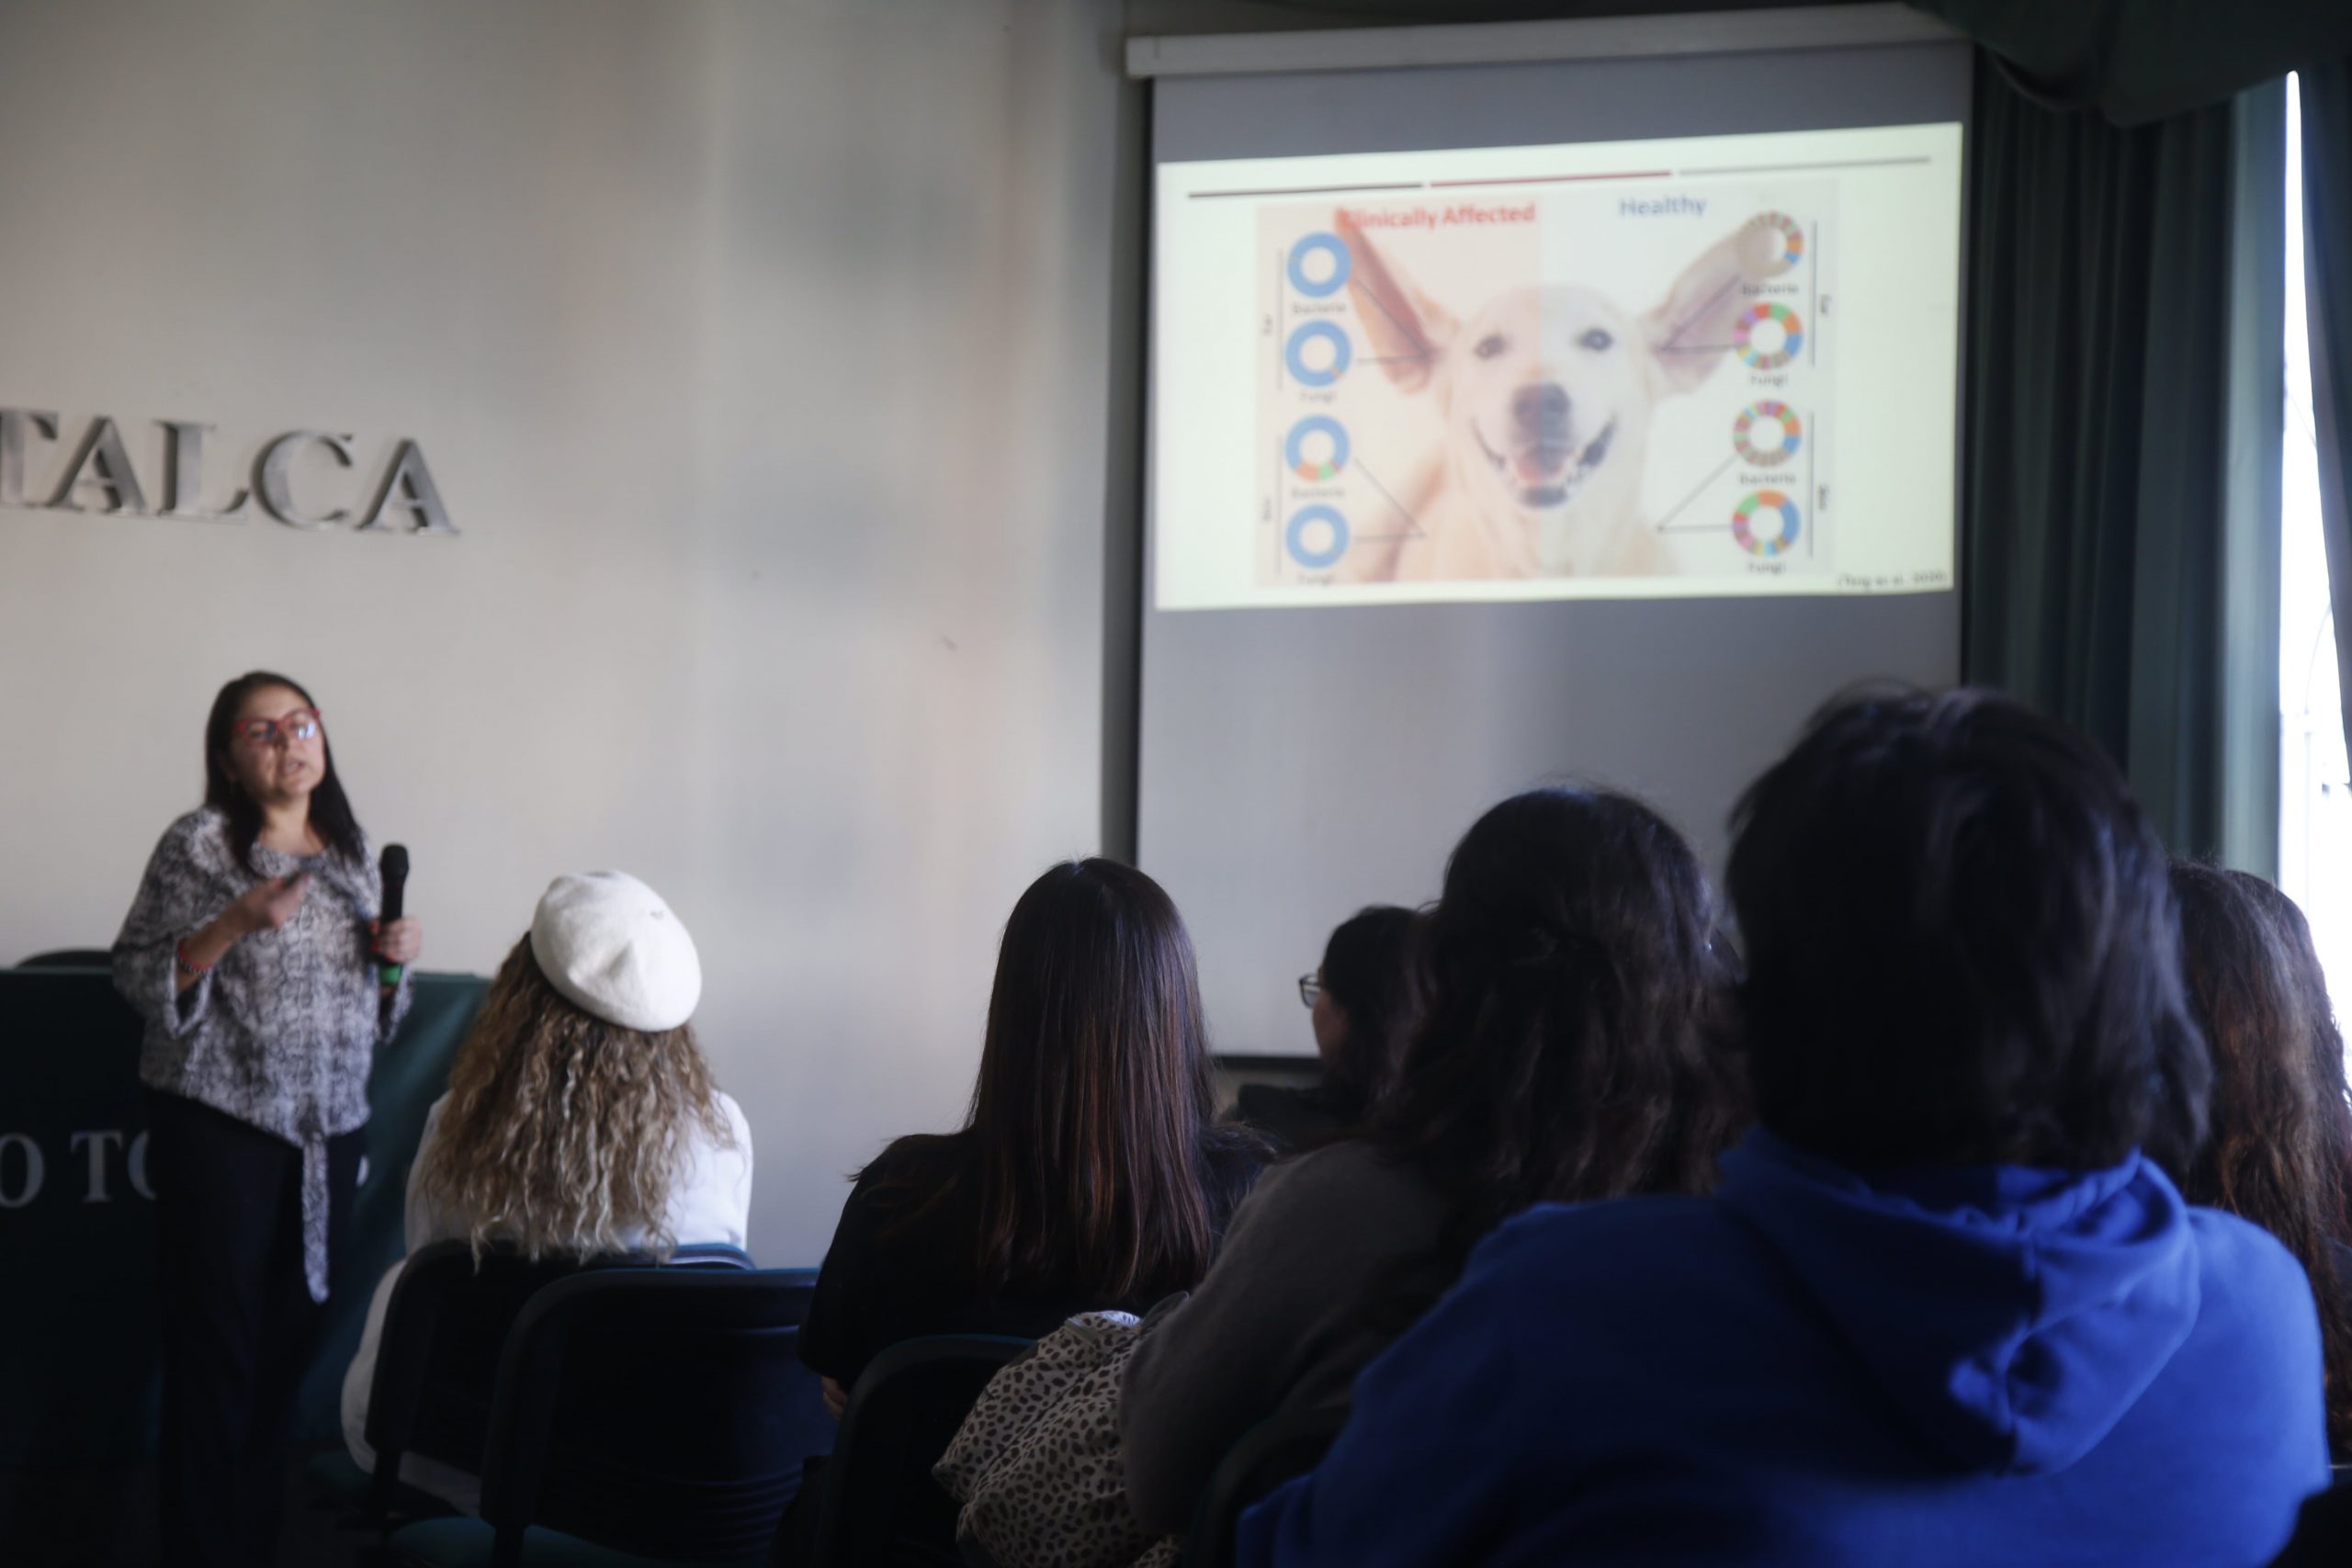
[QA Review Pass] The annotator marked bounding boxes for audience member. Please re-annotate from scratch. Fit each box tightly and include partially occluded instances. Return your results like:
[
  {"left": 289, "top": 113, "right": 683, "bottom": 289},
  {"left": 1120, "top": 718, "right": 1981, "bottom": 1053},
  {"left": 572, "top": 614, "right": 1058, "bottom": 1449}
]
[
  {"left": 1237, "top": 690, "right": 2331, "bottom": 1568},
  {"left": 1231, "top": 905, "right": 1421, "bottom": 1152},
  {"left": 2167, "top": 862, "right": 2352, "bottom": 1457},
  {"left": 796, "top": 859, "right": 1264, "bottom": 1412},
  {"left": 341, "top": 871, "right": 751, "bottom": 1510},
  {"left": 1124, "top": 789, "right": 1744, "bottom": 1535}
]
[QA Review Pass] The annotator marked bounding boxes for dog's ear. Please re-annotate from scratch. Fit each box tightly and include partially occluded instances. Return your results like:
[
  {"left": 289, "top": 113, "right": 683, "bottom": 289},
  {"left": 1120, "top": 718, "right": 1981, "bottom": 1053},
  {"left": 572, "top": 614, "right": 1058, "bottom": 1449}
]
[
  {"left": 1640, "top": 225, "right": 1757, "bottom": 395},
  {"left": 1338, "top": 211, "right": 1456, "bottom": 393}
]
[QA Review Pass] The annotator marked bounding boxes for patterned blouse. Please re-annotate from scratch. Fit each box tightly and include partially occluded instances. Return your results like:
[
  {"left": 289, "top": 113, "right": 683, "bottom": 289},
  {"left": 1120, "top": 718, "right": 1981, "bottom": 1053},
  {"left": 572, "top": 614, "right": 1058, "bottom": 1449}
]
[{"left": 112, "top": 807, "right": 412, "bottom": 1301}]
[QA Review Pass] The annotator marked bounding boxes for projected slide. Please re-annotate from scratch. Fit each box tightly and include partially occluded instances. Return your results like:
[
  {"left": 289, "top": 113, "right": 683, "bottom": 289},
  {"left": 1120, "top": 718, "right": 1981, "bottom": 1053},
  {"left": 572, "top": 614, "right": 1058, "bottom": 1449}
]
[{"left": 1153, "top": 123, "right": 1962, "bottom": 609}]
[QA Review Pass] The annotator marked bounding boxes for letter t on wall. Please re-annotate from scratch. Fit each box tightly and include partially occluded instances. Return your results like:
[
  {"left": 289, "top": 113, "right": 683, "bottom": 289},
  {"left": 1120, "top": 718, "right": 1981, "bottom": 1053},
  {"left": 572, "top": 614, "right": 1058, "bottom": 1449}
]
[
  {"left": 70, "top": 1130, "right": 124, "bottom": 1202},
  {"left": 0, "top": 411, "right": 60, "bottom": 508}
]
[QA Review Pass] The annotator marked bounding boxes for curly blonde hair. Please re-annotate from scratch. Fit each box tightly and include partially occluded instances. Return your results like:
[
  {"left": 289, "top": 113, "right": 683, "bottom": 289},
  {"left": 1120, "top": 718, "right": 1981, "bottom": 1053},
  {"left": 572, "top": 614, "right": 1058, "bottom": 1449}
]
[{"left": 416, "top": 935, "right": 734, "bottom": 1260}]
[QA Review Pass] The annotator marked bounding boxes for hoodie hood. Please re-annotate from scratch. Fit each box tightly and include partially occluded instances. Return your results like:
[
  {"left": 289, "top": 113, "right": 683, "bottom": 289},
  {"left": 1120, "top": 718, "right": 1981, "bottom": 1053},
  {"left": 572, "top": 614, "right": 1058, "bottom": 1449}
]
[{"left": 1715, "top": 1129, "right": 2199, "bottom": 1478}]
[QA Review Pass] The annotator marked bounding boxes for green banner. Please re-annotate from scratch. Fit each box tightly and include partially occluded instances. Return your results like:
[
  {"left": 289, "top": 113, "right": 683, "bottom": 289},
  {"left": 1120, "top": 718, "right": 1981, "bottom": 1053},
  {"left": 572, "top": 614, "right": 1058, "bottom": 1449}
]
[{"left": 0, "top": 968, "right": 487, "bottom": 1468}]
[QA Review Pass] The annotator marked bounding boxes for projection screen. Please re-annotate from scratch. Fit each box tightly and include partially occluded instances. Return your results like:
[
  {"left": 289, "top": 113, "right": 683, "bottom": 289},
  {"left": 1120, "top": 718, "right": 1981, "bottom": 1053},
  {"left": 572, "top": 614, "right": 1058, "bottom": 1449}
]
[{"left": 1136, "top": 13, "right": 1973, "bottom": 1058}]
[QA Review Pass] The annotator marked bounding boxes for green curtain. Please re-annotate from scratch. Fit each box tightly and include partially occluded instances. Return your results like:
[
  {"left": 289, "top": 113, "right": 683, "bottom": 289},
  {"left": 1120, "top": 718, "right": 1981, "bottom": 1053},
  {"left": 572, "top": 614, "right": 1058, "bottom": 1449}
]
[
  {"left": 1960, "top": 68, "right": 2254, "bottom": 854},
  {"left": 2303, "top": 60, "right": 2352, "bottom": 770}
]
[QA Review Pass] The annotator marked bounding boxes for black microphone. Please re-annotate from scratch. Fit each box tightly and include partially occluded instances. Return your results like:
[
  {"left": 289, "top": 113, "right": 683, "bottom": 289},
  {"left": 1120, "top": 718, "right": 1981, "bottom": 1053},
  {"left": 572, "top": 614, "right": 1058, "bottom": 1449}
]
[{"left": 378, "top": 843, "right": 409, "bottom": 987}]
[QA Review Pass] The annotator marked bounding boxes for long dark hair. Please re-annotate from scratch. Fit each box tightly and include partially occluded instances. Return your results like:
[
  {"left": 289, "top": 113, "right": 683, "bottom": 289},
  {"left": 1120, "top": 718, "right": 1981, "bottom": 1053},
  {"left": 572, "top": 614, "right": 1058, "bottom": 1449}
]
[
  {"left": 1317, "top": 905, "right": 1422, "bottom": 1117},
  {"left": 880, "top": 859, "right": 1259, "bottom": 1303},
  {"left": 202, "top": 671, "right": 366, "bottom": 872},
  {"left": 1371, "top": 788, "right": 1745, "bottom": 1263},
  {"left": 2167, "top": 863, "right": 2352, "bottom": 1453}
]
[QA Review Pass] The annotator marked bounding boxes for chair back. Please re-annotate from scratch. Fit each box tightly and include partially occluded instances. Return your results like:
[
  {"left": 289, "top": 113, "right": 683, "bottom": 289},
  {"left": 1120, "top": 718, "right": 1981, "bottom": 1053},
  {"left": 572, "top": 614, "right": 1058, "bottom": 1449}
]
[
  {"left": 364, "top": 1240, "right": 763, "bottom": 1521},
  {"left": 17, "top": 949, "right": 114, "bottom": 969},
  {"left": 364, "top": 1240, "right": 605, "bottom": 1518},
  {"left": 810, "top": 1334, "right": 1034, "bottom": 1568},
  {"left": 1180, "top": 1408, "right": 1347, "bottom": 1568},
  {"left": 477, "top": 1267, "right": 824, "bottom": 1565}
]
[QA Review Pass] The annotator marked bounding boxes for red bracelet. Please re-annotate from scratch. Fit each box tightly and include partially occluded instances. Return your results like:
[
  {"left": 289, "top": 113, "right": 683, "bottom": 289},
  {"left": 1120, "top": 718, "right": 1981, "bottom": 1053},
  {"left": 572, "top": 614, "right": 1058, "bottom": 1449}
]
[{"left": 174, "top": 941, "right": 214, "bottom": 979}]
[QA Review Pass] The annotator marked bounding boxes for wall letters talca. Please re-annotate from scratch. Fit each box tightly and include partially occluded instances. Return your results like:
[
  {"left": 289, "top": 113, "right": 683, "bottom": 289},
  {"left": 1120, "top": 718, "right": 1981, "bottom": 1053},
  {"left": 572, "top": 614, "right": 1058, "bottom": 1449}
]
[{"left": 0, "top": 410, "right": 455, "bottom": 534}]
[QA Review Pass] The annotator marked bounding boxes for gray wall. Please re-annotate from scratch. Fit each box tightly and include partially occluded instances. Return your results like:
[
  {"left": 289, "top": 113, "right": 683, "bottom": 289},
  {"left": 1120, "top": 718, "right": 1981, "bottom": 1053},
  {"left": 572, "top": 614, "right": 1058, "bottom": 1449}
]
[{"left": 0, "top": 0, "right": 1131, "bottom": 1265}]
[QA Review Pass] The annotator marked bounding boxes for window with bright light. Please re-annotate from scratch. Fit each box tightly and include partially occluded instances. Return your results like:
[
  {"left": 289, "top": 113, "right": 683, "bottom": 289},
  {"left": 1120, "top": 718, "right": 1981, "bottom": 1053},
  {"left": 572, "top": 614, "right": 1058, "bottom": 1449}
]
[{"left": 2278, "top": 73, "right": 2351, "bottom": 1022}]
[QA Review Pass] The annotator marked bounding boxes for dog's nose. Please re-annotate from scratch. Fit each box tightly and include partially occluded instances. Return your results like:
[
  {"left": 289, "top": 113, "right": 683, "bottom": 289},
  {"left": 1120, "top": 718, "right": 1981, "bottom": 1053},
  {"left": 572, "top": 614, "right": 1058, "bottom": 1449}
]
[{"left": 1513, "top": 382, "right": 1570, "bottom": 432}]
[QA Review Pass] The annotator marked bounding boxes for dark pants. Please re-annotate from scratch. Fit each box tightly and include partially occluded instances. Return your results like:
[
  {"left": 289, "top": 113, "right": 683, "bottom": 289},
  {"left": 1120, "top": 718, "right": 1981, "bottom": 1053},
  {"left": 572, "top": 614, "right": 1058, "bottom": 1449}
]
[{"left": 146, "top": 1090, "right": 363, "bottom": 1568}]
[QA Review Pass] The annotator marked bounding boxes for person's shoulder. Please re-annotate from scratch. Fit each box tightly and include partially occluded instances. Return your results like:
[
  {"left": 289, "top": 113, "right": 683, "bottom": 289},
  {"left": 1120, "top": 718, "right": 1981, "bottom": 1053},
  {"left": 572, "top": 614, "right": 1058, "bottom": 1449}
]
[
  {"left": 1201, "top": 1119, "right": 1269, "bottom": 1173},
  {"left": 1218, "top": 1142, "right": 1453, "bottom": 1276},
  {"left": 1259, "top": 1137, "right": 1439, "bottom": 1213},
  {"left": 713, "top": 1089, "right": 752, "bottom": 1146},
  {"left": 1232, "top": 1082, "right": 1351, "bottom": 1153},
  {"left": 1403, "top": 1196, "right": 1765, "bottom": 1384},
  {"left": 155, "top": 807, "right": 228, "bottom": 859},
  {"left": 823, "top": 1132, "right": 972, "bottom": 1272},
  {"left": 1466, "top": 1190, "right": 1743, "bottom": 1292},
  {"left": 410, "top": 1094, "right": 453, "bottom": 1168},
  {"left": 852, "top": 1129, "right": 973, "bottom": 1204},
  {"left": 705, "top": 1090, "right": 754, "bottom": 1181},
  {"left": 1196, "top": 1122, "right": 1272, "bottom": 1213},
  {"left": 2188, "top": 1205, "right": 2309, "bottom": 1283},
  {"left": 2186, "top": 1205, "right": 2321, "bottom": 1328},
  {"left": 2170, "top": 1205, "right": 2330, "bottom": 1488}
]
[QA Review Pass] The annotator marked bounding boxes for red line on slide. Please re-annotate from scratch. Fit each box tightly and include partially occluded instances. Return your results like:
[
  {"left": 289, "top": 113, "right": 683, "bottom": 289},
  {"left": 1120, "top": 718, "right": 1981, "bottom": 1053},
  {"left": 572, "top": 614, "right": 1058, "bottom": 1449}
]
[{"left": 1427, "top": 169, "right": 1674, "bottom": 188}]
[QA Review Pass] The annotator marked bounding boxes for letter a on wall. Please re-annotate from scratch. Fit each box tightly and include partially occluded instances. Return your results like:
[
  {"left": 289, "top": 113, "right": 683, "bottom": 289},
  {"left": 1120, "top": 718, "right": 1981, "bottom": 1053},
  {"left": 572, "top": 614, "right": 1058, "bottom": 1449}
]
[
  {"left": 357, "top": 440, "right": 456, "bottom": 535},
  {"left": 45, "top": 418, "right": 149, "bottom": 515}
]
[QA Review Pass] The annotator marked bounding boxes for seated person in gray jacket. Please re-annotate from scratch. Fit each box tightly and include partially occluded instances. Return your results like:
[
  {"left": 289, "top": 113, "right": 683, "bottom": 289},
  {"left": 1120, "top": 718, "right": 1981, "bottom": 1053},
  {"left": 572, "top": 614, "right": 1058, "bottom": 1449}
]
[{"left": 1120, "top": 787, "right": 1749, "bottom": 1534}]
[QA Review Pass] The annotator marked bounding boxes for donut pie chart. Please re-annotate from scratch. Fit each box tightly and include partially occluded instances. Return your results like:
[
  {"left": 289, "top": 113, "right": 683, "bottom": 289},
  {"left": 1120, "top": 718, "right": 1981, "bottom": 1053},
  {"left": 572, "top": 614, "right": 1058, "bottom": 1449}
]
[
  {"left": 1734, "top": 303, "right": 1804, "bottom": 370},
  {"left": 1732, "top": 401, "right": 1803, "bottom": 466},
  {"left": 1736, "top": 211, "right": 1805, "bottom": 278},
  {"left": 1284, "top": 415, "right": 1351, "bottom": 481},
  {"left": 1285, "top": 504, "right": 1350, "bottom": 570},
  {"left": 1732, "top": 490, "right": 1802, "bottom": 558},
  {"left": 1287, "top": 232, "right": 1353, "bottom": 299},
  {"left": 1285, "top": 321, "right": 1352, "bottom": 387}
]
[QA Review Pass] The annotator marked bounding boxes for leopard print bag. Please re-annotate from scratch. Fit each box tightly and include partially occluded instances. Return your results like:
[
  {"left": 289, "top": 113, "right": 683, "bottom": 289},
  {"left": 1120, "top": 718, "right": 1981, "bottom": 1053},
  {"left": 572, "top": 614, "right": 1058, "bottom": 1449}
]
[{"left": 934, "top": 1310, "right": 1180, "bottom": 1568}]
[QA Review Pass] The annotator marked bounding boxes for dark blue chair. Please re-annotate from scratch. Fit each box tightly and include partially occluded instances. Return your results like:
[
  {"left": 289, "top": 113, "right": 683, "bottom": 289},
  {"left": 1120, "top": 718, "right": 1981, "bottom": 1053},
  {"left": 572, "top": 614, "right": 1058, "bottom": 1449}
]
[
  {"left": 387, "top": 1264, "right": 822, "bottom": 1567},
  {"left": 794, "top": 1334, "right": 1035, "bottom": 1568},
  {"left": 1180, "top": 1408, "right": 1346, "bottom": 1568},
  {"left": 317, "top": 1240, "right": 765, "bottom": 1529},
  {"left": 312, "top": 1240, "right": 607, "bottom": 1529},
  {"left": 347, "top": 1241, "right": 620, "bottom": 1523}
]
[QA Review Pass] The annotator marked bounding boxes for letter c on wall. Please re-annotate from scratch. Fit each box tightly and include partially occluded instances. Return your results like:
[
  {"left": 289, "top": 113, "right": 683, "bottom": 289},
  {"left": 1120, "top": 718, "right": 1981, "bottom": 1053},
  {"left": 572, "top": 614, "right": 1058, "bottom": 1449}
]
[{"left": 256, "top": 431, "right": 357, "bottom": 528}]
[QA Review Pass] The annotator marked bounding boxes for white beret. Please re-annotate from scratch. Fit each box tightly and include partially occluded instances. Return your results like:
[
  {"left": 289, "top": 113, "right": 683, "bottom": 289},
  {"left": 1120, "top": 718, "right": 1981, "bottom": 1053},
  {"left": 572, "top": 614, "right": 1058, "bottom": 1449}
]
[{"left": 529, "top": 871, "right": 702, "bottom": 1033}]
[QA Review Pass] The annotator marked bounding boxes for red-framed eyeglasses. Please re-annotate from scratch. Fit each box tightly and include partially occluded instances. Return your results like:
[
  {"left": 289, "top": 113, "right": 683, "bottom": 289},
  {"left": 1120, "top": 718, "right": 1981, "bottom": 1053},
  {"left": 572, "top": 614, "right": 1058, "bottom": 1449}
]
[{"left": 233, "top": 707, "right": 323, "bottom": 747}]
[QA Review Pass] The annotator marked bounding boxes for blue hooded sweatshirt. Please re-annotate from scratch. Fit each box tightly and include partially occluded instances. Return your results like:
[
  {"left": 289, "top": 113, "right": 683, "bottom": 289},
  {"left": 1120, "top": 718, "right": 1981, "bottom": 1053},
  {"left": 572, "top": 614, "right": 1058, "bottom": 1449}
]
[{"left": 1235, "top": 1130, "right": 2329, "bottom": 1568}]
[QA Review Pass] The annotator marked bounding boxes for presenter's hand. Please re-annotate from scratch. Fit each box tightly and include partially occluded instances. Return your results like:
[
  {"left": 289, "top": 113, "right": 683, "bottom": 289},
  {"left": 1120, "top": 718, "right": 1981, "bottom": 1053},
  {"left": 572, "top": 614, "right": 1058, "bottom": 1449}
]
[
  {"left": 822, "top": 1376, "right": 848, "bottom": 1420},
  {"left": 228, "top": 872, "right": 310, "bottom": 935},
  {"left": 370, "top": 918, "right": 423, "bottom": 966}
]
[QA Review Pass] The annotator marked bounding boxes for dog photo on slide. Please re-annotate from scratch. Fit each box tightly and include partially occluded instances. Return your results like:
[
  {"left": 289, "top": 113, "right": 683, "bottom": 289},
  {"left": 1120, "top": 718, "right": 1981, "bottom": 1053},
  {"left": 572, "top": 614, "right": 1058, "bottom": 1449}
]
[{"left": 1256, "top": 182, "right": 1835, "bottom": 589}]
